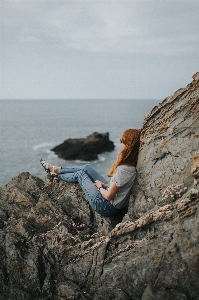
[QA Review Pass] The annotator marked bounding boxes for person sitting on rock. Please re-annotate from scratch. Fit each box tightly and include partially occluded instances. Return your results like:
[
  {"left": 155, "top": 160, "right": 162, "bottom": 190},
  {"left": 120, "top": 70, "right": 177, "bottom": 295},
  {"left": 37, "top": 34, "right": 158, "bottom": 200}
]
[{"left": 40, "top": 128, "right": 141, "bottom": 217}]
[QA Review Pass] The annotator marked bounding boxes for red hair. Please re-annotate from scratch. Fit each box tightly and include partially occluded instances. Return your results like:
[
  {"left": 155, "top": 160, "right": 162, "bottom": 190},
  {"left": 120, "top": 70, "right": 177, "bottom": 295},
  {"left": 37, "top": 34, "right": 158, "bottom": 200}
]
[{"left": 108, "top": 128, "right": 141, "bottom": 177}]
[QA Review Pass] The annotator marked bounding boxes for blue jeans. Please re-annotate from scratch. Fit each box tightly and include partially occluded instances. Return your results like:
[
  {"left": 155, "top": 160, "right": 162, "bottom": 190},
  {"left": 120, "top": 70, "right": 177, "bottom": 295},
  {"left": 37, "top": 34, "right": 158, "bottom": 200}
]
[{"left": 58, "top": 164, "right": 119, "bottom": 217}]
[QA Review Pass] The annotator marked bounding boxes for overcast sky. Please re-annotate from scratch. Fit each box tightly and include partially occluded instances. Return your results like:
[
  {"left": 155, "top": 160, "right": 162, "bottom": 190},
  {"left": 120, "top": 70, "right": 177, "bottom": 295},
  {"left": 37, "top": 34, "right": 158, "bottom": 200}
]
[{"left": 1, "top": 0, "right": 199, "bottom": 100}]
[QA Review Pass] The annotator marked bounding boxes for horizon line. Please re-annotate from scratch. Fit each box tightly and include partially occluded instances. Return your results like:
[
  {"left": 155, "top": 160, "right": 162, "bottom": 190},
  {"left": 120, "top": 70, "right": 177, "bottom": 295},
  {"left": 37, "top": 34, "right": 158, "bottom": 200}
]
[{"left": 0, "top": 98, "right": 161, "bottom": 101}]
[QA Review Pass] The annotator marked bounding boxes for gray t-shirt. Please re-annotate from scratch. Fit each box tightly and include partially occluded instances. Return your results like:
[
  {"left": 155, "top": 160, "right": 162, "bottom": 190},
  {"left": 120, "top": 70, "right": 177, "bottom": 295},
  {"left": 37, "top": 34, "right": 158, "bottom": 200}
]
[{"left": 110, "top": 165, "right": 136, "bottom": 209}]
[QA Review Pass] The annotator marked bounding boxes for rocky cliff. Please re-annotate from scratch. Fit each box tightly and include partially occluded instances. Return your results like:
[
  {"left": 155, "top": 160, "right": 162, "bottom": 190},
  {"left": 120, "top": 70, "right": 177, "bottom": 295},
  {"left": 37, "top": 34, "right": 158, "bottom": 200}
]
[
  {"left": 0, "top": 73, "right": 199, "bottom": 300},
  {"left": 126, "top": 72, "right": 199, "bottom": 220}
]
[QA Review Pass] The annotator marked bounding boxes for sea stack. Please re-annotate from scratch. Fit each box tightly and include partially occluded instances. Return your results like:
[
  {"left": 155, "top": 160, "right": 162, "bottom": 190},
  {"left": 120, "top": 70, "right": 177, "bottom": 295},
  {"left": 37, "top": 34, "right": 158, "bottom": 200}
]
[{"left": 51, "top": 132, "right": 115, "bottom": 161}]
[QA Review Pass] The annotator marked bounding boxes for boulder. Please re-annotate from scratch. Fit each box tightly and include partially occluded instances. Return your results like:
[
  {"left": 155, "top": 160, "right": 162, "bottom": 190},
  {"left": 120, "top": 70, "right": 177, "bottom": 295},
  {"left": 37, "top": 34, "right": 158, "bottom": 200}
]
[
  {"left": 51, "top": 132, "right": 115, "bottom": 161},
  {"left": 0, "top": 73, "right": 199, "bottom": 300}
]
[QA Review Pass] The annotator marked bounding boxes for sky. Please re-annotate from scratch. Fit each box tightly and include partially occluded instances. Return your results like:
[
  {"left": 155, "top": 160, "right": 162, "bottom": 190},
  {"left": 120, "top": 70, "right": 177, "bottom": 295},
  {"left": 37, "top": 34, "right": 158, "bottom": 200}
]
[{"left": 0, "top": 0, "right": 199, "bottom": 100}]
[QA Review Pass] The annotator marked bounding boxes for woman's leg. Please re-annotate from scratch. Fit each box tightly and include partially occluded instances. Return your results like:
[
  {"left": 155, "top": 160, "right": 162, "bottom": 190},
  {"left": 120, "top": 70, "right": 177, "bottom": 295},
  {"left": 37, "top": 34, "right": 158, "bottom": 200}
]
[
  {"left": 59, "top": 164, "right": 109, "bottom": 184},
  {"left": 41, "top": 161, "right": 117, "bottom": 216},
  {"left": 83, "top": 164, "right": 109, "bottom": 183},
  {"left": 59, "top": 167, "right": 104, "bottom": 210},
  {"left": 70, "top": 169, "right": 118, "bottom": 217}
]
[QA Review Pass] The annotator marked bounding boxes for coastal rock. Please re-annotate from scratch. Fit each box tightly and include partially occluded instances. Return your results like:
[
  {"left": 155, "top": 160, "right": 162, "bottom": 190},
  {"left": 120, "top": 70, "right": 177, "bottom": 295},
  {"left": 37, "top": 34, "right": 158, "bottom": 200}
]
[
  {"left": 191, "top": 150, "right": 199, "bottom": 188},
  {"left": 0, "top": 161, "right": 198, "bottom": 300},
  {"left": 0, "top": 73, "right": 199, "bottom": 300},
  {"left": 51, "top": 132, "right": 115, "bottom": 161},
  {"left": 126, "top": 72, "right": 199, "bottom": 220}
]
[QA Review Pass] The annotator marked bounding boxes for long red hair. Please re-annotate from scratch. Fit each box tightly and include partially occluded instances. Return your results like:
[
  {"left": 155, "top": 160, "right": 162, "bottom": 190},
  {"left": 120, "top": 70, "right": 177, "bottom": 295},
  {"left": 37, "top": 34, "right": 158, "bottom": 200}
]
[{"left": 108, "top": 128, "right": 141, "bottom": 177}]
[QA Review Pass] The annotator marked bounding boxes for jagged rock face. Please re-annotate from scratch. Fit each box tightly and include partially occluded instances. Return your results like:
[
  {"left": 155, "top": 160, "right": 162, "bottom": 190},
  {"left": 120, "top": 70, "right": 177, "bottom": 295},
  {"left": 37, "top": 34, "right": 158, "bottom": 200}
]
[
  {"left": 0, "top": 172, "right": 124, "bottom": 300},
  {"left": 0, "top": 74, "right": 199, "bottom": 300},
  {"left": 51, "top": 132, "right": 115, "bottom": 161},
  {"left": 127, "top": 72, "right": 199, "bottom": 219},
  {"left": 191, "top": 151, "right": 199, "bottom": 188},
  {"left": 0, "top": 170, "right": 199, "bottom": 300}
]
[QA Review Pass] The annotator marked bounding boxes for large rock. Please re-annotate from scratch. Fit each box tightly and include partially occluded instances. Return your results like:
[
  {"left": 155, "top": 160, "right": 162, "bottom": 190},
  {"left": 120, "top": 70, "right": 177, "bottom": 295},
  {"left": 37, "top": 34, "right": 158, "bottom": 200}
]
[
  {"left": 126, "top": 72, "right": 199, "bottom": 220},
  {"left": 0, "top": 161, "right": 198, "bottom": 300},
  {"left": 0, "top": 172, "right": 125, "bottom": 300},
  {"left": 51, "top": 132, "right": 115, "bottom": 161},
  {"left": 0, "top": 73, "right": 199, "bottom": 300}
]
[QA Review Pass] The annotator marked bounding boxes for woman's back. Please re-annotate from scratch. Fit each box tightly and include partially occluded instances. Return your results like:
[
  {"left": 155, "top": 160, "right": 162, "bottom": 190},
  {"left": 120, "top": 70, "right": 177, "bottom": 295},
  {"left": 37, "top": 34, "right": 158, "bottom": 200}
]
[{"left": 110, "top": 165, "right": 136, "bottom": 209}]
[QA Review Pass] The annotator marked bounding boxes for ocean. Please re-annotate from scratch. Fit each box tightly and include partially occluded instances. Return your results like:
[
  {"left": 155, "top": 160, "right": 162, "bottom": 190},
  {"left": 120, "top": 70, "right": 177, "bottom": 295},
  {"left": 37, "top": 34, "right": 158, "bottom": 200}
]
[{"left": 0, "top": 99, "right": 160, "bottom": 187}]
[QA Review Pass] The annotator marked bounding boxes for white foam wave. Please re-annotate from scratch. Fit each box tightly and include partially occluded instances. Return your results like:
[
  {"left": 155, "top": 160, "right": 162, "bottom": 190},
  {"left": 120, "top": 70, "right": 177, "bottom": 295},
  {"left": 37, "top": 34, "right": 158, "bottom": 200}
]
[
  {"left": 33, "top": 142, "right": 53, "bottom": 150},
  {"left": 98, "top": 155, "right": 105, "bottom": 162}
]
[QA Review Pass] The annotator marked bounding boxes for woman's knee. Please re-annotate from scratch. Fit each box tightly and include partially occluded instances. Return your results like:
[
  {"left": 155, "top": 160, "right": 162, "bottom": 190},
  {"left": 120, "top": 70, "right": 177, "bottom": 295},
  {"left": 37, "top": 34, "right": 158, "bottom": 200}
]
[
  {"left": 83, "top": 164, "right": 91, "bottom": 169},
  {"left": 82, "top": 164, "right": 92, "bottom": 173},
  {"left": 75, "top": 169, "right": 85, "bottom": 182}
]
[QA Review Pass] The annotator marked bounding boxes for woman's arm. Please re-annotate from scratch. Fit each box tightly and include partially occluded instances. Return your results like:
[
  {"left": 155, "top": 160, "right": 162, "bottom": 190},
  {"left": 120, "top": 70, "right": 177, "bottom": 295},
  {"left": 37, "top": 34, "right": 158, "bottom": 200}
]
[
  {"left": 102, "top": 182, "right": 110, "bottom": 188},
  {"left": 94, "top": 180, "right": 109, "bottom": 189},
  {"left": 94, "top": 180, "right": 119, "bottom": 201}
]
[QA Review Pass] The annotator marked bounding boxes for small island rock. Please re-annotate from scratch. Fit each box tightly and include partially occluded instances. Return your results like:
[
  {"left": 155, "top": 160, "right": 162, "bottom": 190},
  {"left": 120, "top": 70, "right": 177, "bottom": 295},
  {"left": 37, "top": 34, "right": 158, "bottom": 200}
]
[{"left": 51, "top": 132, "right": 115, "bottom": 161}]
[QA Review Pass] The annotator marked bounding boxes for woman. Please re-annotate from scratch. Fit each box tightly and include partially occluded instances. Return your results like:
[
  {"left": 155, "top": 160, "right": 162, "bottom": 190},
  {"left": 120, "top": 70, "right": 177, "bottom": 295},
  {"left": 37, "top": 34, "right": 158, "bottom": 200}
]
[{"left": 40, "top": 129, "right": 141, "bottom": 217}]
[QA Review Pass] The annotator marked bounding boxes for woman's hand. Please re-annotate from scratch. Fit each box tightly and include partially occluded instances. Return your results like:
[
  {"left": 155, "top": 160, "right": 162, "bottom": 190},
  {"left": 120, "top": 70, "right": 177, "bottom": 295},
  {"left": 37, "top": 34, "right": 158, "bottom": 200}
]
[
  {"left": 94, "top": 180, "right": 119, "bottom": 201},
  {"left": 94, "top": 180, "right": 110, "bottom": 189},
  {"left": 94, "top": 180, "right": 103, "bottom": 189}
]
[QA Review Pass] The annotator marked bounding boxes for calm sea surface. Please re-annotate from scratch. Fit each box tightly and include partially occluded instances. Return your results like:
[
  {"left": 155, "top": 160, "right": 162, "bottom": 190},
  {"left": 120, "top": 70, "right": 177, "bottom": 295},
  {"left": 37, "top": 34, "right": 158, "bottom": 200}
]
[{"left": 0, "top": 99, "right": 160, "bottom": 187}]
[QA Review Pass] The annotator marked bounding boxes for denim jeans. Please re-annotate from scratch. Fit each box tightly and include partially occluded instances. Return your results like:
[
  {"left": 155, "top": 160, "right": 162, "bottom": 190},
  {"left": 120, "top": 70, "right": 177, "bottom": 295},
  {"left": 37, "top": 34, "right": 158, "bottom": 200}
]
[{"left": 58, "top": 164, "right": 119, "bottom": 217}]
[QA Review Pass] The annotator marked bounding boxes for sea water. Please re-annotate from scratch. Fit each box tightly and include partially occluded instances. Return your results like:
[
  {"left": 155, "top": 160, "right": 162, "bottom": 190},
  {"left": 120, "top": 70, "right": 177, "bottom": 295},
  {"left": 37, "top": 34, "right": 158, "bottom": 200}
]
[{"left": 0, "top": 99, "right": 160, "bottom": 187}]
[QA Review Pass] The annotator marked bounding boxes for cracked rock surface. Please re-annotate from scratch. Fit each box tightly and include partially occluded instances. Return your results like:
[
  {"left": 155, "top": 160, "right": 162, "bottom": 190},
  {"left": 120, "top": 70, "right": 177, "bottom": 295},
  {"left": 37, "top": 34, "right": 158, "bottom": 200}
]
[
  {"left": 0, "top": 73, "right": 199, "bottom": 300},
  {"left": 127, "top": 72, "right": 199, "bottom": 219}
]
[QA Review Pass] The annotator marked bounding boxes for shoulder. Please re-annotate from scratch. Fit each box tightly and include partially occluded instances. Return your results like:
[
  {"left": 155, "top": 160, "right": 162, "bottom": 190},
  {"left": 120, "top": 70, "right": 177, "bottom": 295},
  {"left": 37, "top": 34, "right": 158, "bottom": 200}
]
[
  {"left": 116, "top": 165, "right": 136, "bottom": 174},
  {"left": 113, "top": 165, "right": 136, "bottom": 187}
]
